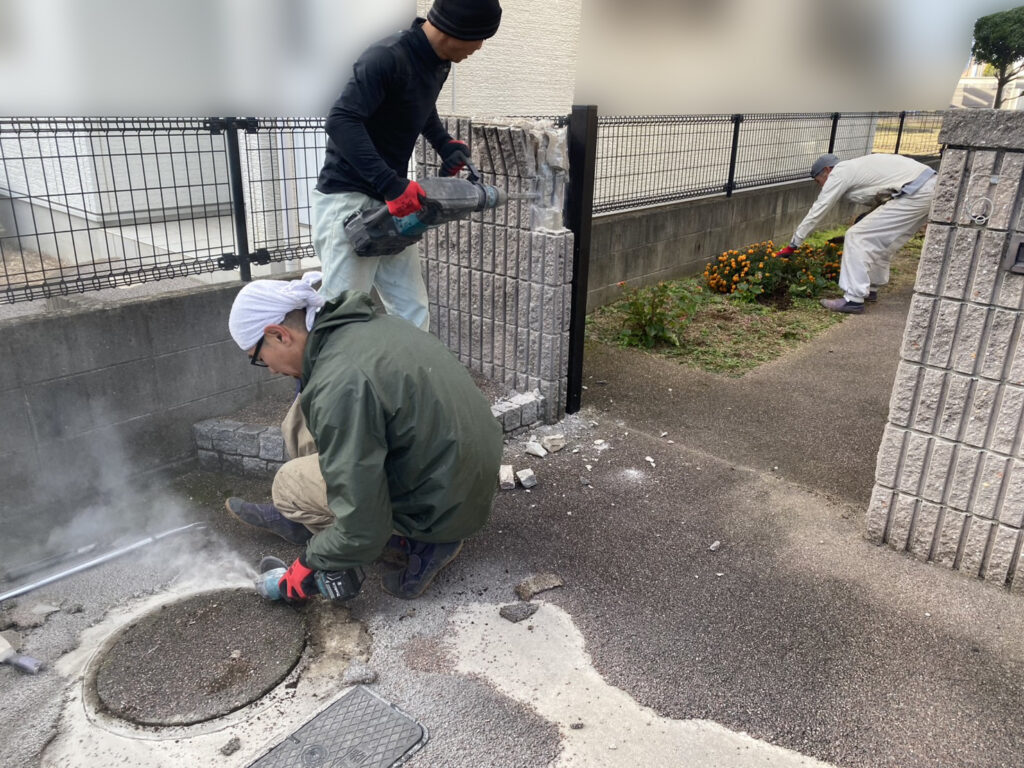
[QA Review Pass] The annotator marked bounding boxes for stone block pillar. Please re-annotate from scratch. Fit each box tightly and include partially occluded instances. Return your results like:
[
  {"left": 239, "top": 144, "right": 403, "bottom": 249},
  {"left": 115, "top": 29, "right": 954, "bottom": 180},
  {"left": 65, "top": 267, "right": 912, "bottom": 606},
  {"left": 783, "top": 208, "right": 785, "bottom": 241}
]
[
  {"left": 868, "top": 111, "right": 1024, "bottom": 589},
  {"left": 417, "top": 117, "right": 574, "bottom": 422}
]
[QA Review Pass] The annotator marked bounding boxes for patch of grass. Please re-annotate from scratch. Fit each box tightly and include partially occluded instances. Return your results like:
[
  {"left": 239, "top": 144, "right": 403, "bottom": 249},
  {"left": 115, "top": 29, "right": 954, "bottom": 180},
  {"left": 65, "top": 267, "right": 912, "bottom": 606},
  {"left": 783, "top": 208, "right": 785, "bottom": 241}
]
[
  {"left": 587, "top": 227, "right": 924, "bottom": 377},
  {"left": 588, "top": 285, "right": 842, "bottom": 376}
]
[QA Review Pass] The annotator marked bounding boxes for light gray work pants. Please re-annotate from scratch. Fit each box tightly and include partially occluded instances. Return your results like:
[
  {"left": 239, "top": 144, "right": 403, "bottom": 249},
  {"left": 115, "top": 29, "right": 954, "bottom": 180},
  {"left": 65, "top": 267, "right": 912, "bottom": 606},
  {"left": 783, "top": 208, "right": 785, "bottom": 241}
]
[
  {"left": 839, "top": 176, "right": 936, "bottom": 302},
  {"left": 310, "top": 188, "right": 429, "bottom": 330}
]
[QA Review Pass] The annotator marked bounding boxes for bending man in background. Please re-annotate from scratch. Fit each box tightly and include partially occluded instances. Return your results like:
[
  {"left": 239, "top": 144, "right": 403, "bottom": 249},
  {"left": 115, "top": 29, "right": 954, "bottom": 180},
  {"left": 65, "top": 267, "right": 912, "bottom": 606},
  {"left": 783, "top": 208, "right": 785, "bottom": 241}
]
[{"left": 777, "top": 152, "right": 936, "bottom": 314}]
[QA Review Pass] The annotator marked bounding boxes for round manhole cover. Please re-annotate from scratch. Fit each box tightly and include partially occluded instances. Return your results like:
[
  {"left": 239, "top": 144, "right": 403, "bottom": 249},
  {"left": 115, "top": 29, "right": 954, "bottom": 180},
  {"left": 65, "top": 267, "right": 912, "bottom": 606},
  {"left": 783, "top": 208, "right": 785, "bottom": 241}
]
[{"left": 92, "top": 589, "right": 306, "bottom": 726}]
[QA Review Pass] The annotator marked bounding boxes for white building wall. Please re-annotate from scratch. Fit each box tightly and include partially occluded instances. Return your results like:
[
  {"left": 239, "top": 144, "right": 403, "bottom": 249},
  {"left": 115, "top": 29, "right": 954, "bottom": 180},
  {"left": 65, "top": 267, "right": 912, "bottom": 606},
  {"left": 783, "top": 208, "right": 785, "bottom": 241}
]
[{"left": 416, "top": 0, "right": 581, "bottom": 117}]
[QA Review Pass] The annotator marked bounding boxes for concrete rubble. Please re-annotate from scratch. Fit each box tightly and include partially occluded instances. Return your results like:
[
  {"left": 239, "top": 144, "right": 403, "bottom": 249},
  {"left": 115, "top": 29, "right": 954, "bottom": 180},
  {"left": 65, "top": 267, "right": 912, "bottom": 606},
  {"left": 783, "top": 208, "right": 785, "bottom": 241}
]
[
  {"left": 515, "top": 468, "right": 538, "bottom": 489},
  {"left": 514, "top": 574, "right": 564, "bottom": 601}
]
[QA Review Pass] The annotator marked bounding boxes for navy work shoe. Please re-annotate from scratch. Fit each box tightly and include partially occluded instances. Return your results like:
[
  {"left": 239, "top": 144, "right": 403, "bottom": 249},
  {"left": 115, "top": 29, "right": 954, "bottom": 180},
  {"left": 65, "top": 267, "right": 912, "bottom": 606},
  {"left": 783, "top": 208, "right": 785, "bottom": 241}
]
[
  {"left": 224, "top": 497, "right": 312, "bottom": 545},
  {"left": 379, "top": 538, "right": 464, "bottom": 599},
  {"left": 820, "top": 297, "right": 865, "bottom": 314},
  {"left": 866, "top": 290, "right": 878, "bottom": 302},
  {"left": 379, "top": 535, "right": 411, "bottom": 567}
]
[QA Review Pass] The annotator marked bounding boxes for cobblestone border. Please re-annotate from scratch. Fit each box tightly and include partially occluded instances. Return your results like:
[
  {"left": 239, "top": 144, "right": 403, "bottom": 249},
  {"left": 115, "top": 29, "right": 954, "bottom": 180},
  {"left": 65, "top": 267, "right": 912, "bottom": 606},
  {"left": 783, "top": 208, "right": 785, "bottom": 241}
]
[{"left": 193, "top": 389, "right": 545, "bottom": 477}]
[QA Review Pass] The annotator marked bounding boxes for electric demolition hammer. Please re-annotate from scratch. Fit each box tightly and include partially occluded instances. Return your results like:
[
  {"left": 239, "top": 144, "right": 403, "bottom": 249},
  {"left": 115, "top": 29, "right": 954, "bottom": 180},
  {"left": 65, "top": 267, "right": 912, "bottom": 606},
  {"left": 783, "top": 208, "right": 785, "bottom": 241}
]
[{"left": 343, "top": 159, "right": 532, "bottom": 258}]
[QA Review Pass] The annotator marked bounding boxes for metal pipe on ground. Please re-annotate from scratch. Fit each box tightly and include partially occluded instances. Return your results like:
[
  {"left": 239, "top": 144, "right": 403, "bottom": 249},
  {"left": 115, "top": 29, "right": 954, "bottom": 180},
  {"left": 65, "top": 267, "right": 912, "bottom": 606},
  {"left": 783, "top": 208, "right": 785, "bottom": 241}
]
[{"left": 0, "top": 523, "right": 206, "bottom": 604}]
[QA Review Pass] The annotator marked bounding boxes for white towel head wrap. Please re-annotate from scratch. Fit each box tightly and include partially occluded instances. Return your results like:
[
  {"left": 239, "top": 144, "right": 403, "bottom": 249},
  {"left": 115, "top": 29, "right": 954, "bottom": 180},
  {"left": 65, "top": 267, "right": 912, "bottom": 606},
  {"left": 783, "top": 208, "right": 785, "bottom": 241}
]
[{"left": 228, "top": 272, "right": 325, "bottom": 350}]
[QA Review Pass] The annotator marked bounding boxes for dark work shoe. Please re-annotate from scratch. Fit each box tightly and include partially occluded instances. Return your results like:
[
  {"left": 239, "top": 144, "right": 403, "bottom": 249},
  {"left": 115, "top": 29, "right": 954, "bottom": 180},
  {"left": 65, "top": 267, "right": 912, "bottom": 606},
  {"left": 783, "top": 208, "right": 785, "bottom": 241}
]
[
  {"left": 379, "top": 535, "right": 410, "bottom": 567},
  {"left": 866, "top": 290, "right": 878, "bottom": 302},
  {"left": 820, "top": 297, "right": 865, "bottom": 314},
  {"left": 224, "top": 497, "right": 312, "bottom": 545},
  {"left": 380, "top": 539, "right": 464, "bottom": 600}
]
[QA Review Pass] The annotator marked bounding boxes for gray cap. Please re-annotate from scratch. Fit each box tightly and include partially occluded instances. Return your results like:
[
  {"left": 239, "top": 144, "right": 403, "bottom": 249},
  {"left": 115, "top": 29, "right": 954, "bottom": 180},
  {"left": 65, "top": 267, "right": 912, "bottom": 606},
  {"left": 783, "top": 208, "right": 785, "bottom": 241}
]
[{"left": 810, "top": 153, "right": 838, "bottom": 178}]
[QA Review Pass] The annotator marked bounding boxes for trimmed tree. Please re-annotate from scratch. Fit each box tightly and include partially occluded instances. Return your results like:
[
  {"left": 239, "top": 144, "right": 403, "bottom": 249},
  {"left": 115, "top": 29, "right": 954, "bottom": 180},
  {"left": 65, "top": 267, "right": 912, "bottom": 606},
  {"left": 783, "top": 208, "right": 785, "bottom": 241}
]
[{"left": 972, "top": 6, "right": 1024, "bottom": 109}]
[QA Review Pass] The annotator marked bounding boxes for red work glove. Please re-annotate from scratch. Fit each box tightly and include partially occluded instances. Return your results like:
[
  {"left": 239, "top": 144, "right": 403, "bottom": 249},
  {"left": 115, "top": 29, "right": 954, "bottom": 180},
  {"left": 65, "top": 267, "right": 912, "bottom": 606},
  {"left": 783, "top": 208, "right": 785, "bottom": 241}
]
[
  {"left": 278, "top": 555, "right": 316, "bottom": 603},
  {"left": 776, "top": 246, "right": 795, "bottom": 257},
  {"left": 386, "top": 180, "right": 426, "bottom": 218},
  {"left": 438, "top": 140, "right": 470, "bottom": 177}
]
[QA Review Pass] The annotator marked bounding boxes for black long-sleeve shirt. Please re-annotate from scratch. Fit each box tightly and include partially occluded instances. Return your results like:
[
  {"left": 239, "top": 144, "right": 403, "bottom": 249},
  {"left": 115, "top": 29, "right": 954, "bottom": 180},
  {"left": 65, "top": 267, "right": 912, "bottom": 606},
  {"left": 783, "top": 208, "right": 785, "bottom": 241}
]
[{"left": 316, "top": 19, "right": 452, "bottom": 200}]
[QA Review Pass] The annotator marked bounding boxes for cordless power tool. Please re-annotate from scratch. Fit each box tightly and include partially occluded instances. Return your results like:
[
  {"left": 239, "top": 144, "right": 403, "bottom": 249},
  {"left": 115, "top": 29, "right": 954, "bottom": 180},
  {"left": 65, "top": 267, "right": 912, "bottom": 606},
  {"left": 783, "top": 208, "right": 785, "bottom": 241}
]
[
  {"left": 343, "top": 159, "right": 531, "bottom": 258},
  {"left": 255, "top": 556, "right": 364, "bottom": 604}
]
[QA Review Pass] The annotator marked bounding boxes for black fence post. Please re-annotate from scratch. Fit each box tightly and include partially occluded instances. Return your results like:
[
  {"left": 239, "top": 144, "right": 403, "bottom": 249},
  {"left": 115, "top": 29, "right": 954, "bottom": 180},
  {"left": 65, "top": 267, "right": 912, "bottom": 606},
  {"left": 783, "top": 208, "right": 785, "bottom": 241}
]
[
  {"left": 725, "top": 113, "right": 743, "bottom": 197},
  {"left": 828, "top": 112, "right": 840, "bottom": 153},
  {"left": 223, "top": 117, "right": 254, "bottom": 282},
  {"left": 894, "top": 110, "right": 907, "bottom": 155},
  {"left": 565, "top": 105, "right": 599, "bottom": 415}
]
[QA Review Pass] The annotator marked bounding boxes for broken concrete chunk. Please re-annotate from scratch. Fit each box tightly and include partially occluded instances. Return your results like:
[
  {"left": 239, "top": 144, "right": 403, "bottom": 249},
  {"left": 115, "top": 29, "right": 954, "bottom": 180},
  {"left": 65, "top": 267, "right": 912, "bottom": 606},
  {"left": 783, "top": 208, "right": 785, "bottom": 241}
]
[
  {"left": 525, "top": 441, "right": 548, "bottom": 458},
  {"left": 515, "top": 573, "right": 563, "bottom": 600},
  {"left": 499, "top": 603, "right": 539, "bottom": 623},
  {"left": 342, "top": 660, "right": 378, "bottom": 686},
  {"left": 2, "top": 607, "right": 46, "bottom": 629},
  {"left": 499, "top": 465, "right": 516, "bottom": 490},
  {"left": 220, "top": 737, "right": 241, "bottom": 757},
  {"left": 516, "top": 468, "right": 538, "bottom": 488},
  {"left": 0, "top": 630, "right": 23, "bottom": 651},
  {"left": 30, "top": 603, "right": 60, "bottom": 616},
  {"left": 540, "top": 434, "right": 566, "bottom": 453}
]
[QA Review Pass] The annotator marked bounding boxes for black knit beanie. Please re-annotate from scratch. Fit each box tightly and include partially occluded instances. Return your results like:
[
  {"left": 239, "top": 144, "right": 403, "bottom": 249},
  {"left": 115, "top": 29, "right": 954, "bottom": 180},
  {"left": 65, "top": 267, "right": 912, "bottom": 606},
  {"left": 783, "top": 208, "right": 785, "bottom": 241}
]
[{"left": 427, "top": 0, "right": 502, "bottom": 41}]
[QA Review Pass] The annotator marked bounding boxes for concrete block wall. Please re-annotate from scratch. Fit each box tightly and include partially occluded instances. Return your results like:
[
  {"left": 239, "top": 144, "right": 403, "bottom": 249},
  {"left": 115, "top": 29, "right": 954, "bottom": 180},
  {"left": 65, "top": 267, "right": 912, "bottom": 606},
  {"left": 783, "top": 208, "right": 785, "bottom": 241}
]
[
  {"left": 868, "top": 111, "right": 1024, "bottom": 589},
  {"left": 418, "top": 118, "right": 574, "bottom": 422},
  {"left": 0, "top": 282, "right": 293, "bottom": 552}
]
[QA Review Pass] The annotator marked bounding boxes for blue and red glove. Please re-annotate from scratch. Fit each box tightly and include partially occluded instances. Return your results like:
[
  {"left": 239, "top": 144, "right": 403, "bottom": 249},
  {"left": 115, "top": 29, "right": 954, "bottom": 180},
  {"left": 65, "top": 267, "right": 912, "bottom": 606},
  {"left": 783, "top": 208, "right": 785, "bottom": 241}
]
[
  {"left": 776, "top": 246, "right": 795, "bottom": 257},
  {"left": 386, "top": 179, "right": 426, "bottom": 218},
  {"left": 278, "top": 555, "right": 316, "bottom": 603},
  {"left": 438, "top": 140, "right": 470, "bottom": 177}
]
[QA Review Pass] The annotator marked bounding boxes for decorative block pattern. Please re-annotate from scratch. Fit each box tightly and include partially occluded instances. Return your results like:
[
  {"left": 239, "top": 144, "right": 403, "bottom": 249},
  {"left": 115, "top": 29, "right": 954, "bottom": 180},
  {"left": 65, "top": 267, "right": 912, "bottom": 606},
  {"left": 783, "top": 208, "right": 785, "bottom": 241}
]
[
  {"left": 418, "top": 117, "right": 573, "bottom": 423},
  {"left": 193, "top": 419, "right": 286, "bottom": 477},
  {"left": 868, "top": 111, "right": 1024, "bottom": 589},
  {"left": 193, "top": 389, "right": 545, "bottom": 477}
]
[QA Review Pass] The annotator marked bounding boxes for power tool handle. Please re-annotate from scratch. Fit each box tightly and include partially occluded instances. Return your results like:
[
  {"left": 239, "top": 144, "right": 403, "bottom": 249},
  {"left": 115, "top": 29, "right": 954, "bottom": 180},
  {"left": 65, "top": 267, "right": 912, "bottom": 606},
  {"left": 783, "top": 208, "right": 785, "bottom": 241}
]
[{"left": 362, "top": 203, "right": 396, "bottom": 228}]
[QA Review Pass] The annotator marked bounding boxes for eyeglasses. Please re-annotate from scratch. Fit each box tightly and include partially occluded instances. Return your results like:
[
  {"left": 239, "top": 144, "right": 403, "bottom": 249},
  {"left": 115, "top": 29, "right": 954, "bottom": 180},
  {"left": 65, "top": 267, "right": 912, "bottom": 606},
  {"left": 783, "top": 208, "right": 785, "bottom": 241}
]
[{"left": 250, "top": 336, "right": 268, "bottom": 367}]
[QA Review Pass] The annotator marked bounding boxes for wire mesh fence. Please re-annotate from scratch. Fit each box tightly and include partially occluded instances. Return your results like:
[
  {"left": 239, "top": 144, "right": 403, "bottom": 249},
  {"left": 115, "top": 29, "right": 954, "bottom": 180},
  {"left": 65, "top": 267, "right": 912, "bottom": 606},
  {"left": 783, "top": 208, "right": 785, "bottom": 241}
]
[
  {"left": 0, "top": 110, "right": 946, "bottom": 302},
  {"left": 593, "top": 110, "right": 945, "bottom": 214},
  {"left": 0, "top": 117, "right": 326, "bottom": 303}
]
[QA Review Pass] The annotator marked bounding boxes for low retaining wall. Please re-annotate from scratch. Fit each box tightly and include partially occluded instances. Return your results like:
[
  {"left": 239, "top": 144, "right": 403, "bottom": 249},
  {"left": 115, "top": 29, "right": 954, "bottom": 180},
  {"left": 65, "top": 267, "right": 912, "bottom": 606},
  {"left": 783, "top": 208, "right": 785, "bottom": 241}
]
[
  {"left": 0, "top": 282, "right": 295, "bottom": 551},
  {"left": 869, "top": 111, "right": 1024, "bottom": 590}
]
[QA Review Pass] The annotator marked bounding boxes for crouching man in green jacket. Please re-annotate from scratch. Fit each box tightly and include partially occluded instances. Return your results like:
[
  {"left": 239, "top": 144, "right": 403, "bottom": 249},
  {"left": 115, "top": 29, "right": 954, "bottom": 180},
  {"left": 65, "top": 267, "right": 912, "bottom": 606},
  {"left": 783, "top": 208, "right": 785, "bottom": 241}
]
[{"left": 226, "top": 272, "right": 502, "bottom": 603}]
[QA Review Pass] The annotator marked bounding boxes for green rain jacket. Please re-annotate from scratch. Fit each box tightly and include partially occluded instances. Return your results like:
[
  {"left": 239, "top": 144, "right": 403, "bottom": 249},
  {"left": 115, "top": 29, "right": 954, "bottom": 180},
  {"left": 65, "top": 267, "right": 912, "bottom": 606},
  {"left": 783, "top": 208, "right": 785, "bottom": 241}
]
[{"left": 299, "top": 291, "right": 503, "bottom": 572}]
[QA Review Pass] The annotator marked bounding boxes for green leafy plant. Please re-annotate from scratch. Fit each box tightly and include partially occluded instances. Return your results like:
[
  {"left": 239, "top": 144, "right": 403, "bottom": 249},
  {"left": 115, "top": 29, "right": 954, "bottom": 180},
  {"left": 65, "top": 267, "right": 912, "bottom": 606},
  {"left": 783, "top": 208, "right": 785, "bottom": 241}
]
[{"left": 616, "top": 280, "right": 697, "bottom": 348}]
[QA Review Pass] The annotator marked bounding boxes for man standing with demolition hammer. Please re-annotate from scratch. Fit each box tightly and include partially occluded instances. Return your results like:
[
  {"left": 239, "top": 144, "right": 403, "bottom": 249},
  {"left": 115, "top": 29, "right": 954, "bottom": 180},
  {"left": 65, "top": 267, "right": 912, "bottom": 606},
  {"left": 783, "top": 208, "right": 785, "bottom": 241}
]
[
  {"left": 312, "top": 0, "right": 502, "bottom": 329},
  {"left": 777, "top": 152, "right": 936, "bottom": 314},
  {"left": 224, "top": 273, "right": 503, "bottom": 603}
]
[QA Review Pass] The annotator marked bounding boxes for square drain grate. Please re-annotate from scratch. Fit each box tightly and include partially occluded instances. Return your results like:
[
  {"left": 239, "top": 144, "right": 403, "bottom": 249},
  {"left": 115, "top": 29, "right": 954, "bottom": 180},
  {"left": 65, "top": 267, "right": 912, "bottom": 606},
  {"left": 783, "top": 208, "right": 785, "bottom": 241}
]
[{"left": 248, "top": 686, "right": 426, "bottom": 768}]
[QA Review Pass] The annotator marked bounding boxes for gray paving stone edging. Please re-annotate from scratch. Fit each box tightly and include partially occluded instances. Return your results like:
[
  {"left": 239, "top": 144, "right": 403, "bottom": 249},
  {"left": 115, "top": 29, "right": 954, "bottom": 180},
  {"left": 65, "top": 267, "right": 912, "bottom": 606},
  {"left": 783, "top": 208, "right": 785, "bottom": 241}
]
[{"left": 193, "top": 389, "right": 545, "bottom": 476}]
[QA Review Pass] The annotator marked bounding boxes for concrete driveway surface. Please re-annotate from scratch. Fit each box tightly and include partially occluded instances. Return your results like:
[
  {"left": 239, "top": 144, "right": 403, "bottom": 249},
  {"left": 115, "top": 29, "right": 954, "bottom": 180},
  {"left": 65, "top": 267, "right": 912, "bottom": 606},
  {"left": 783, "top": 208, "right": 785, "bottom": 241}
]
[{"left": 2, "top": 285, "right": 1023, "bottom": 768}]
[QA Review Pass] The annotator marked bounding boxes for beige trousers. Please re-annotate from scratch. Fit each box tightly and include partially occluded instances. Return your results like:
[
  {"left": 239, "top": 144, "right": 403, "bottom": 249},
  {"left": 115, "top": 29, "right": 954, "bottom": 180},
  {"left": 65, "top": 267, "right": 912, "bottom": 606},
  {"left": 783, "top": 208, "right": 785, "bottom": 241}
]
[{"left": 271, "top": 396, "right": 334, "bottom": 532}]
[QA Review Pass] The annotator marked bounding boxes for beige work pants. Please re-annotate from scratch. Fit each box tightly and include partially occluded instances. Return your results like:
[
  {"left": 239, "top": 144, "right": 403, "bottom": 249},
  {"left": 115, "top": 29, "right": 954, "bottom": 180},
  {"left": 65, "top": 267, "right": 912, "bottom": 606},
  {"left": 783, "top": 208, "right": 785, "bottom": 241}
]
[{"left": 271, "top": 396, "right": 334, "bottom": 532}]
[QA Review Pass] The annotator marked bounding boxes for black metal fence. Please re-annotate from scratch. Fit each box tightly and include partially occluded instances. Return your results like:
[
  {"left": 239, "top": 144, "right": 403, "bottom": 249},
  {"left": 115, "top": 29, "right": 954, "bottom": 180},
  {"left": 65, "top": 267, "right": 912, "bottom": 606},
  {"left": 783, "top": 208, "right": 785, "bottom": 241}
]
[
  {"left": 0, "top": 117, "right": 326, "bottom": 303},
  {"left": 0, "top": 110, "right": 944, "bottom": 303},
  {"left": 593, "top": 110, "right": 944, "bottom": 214}
]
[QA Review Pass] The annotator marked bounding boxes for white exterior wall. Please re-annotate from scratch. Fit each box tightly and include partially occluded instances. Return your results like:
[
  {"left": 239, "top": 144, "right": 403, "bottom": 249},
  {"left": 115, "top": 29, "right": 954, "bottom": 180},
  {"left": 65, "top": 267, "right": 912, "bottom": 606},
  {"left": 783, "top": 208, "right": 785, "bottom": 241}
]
[{"left": 416, "top": 0, "right": 580, "bottom": 117}]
